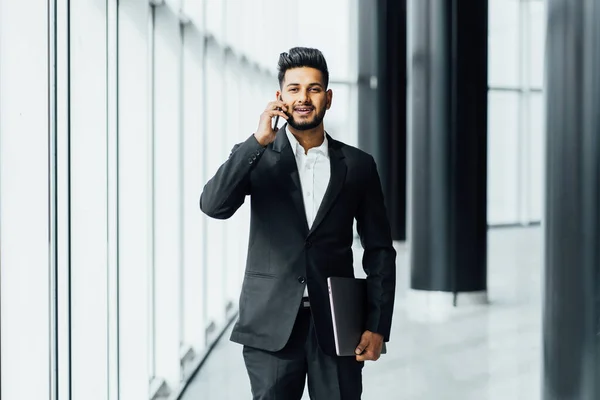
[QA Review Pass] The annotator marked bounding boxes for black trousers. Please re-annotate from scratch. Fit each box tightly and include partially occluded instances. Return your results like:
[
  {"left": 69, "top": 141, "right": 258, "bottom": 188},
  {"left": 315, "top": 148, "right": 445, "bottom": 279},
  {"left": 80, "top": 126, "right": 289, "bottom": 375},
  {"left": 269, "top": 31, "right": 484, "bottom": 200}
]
[{"left": 242, "top": 307, "right": 364, "bottom": 400}]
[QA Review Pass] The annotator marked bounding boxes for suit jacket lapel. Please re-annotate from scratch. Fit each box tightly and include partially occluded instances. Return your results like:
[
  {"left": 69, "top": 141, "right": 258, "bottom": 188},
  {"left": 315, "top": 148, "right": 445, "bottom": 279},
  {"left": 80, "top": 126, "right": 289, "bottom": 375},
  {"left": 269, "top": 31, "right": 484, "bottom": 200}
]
[
  {"left": 309, "top": 135, "right": 347, "bottom": 235},
  {"left": 272, "top": 125, "right": 310, "bottom": 234}
]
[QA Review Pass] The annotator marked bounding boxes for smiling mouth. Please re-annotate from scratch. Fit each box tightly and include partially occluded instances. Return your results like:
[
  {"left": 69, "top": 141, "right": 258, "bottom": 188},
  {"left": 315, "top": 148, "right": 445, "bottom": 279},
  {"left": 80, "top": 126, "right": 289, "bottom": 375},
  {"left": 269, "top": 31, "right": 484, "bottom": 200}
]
[{"left": 294, "top": 107, "right": 314, "bottom": 115}]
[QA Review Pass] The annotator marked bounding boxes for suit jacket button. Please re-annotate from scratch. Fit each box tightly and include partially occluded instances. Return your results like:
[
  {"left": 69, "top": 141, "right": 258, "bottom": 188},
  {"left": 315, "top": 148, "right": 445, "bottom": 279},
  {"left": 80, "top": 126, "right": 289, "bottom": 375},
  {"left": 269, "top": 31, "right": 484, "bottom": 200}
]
[
  {"left": 298, "top": 276, "right": 306, "bottom": 284},
  {"left": 305, "top": 240, "right": 312, "bottom": 249}
]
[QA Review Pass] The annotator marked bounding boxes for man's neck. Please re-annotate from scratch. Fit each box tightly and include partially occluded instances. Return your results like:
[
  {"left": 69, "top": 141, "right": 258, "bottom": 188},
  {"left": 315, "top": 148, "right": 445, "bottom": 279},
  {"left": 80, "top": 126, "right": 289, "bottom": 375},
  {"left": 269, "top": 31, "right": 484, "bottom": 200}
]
[{"left": 288, "top": 125, "right": 326, "bottom": 155}]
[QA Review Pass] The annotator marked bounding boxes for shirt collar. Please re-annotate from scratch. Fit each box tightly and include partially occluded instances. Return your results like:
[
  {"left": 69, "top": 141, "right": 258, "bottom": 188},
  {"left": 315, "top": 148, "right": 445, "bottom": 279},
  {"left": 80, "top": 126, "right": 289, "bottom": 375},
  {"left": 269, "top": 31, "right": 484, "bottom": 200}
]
[{"left": 285, "top": 125, "right": 329, "bottom": 158}]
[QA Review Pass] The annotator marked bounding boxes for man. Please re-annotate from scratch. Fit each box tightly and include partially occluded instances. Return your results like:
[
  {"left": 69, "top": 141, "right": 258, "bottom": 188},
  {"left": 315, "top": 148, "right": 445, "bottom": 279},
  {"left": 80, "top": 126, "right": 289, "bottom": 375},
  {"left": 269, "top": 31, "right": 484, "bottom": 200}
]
[{"left": 200, "top": 47, "right": 396, "bottom": 400}]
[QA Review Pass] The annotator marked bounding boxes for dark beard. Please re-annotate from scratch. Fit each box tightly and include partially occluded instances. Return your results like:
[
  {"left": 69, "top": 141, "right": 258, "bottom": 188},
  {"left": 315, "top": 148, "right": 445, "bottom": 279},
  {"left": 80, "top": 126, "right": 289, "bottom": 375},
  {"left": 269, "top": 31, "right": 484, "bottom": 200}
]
[{"left": 286, "top": 107, "right": 327, "bottom": 131}]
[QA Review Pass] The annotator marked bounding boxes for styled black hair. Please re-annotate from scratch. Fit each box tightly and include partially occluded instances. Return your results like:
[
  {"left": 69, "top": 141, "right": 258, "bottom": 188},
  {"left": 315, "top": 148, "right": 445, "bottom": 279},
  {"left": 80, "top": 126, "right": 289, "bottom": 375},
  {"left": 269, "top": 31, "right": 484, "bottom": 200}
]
[{"left": 277, "top": 47, "right": 329, "bottom": 88}]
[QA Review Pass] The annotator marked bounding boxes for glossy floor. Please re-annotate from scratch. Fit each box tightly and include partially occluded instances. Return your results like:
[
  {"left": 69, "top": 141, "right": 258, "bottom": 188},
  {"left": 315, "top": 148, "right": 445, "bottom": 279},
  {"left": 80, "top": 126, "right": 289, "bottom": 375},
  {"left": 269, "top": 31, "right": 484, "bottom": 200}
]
[{"left": 182, "top": 226, "right": 542, "bottom": 400}]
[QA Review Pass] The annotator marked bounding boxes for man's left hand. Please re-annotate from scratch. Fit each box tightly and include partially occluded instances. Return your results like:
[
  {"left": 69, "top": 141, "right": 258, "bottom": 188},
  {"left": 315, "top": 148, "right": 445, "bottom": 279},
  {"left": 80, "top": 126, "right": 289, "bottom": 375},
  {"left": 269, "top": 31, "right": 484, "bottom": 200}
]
[{"left": 355, "top": 330, "right": 384, "bottom": 362}]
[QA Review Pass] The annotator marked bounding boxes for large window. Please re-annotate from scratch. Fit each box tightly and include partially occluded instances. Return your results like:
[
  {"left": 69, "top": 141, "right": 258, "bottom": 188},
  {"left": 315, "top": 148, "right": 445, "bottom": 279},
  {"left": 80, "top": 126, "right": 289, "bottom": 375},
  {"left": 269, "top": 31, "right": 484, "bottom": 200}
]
[
  {"left": 118, "top": 1, "right": 152, "bottom": 398},
  {"left": 181, "top": 21, "right": 206, "bottom": 376},
  {"left": 69, "top": 0, "right": 112, "bottom": 397},
  {"left": 0, "top": 1, "right": 52, "bottom": 399},
  {"left": 487, "top": 0, "right": 546, "bottom": 225}
]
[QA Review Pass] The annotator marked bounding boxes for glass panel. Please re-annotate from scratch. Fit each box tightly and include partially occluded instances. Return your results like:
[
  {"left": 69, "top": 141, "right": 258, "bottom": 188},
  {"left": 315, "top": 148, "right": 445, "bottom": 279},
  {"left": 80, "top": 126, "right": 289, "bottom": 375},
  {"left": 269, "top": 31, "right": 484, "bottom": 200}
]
[
  {"left": 183, "top": 0, "right": 203, "bottom": 31},
  {"left": 277, "top": 1, "right": 299, "bottom": 71},
  {"left": 238, "top": 67, "right": 262, "bottom": 142},
  {"left": 204, "top": 44, "right": 227, "bottom": 330},
  {"left": 182, "top": 25, "right": 206, "bottom": 354},
  {"left": 205, "top": 0, "right": 224, "bottom": 41},
  {"left": 488, "top": 0, "right": 520, "bottom": 88},
  {"left": 164, "top": 0, "right": 181, "bottom": 13},
  {"left": 152, "top": 6, "right": 183, "bottom": 389},
  {"left": 256, "top": 0, "right": 276, "bottom": 70},
  {"left": 294, "top": 0, "right": 351, "bottom": 80},
  {"left": 224, "top": 0, "right": 241, "bottom": 51},
  {"left": 487, "top": 91, "right": 521, "bottom": 224},
  {"left": 529, "top": 1, "right": 546, "bottom": 89},
  {"left": 181, "top": 0, "right": 204, "bottom": 31},
  {"left": 240, "top": 0, "right": 258, "bottom": 60},
  {"left": 326, "top": 83, "right": 358, "bottom": 147},
  {"left": 118, "top": 1, "right": 152, "bottom": 398},
  {"left": 224, "top": 57, "right": 248, "bottom": 305},
  {"left": 0, "top": 1, "right": 52, "bottom": 399},
  {"left": 527, "top": 92, "right": 544, "bottom": 222},
  {"left": 69, "top": 0, "right": 109, "bottom": 397}
]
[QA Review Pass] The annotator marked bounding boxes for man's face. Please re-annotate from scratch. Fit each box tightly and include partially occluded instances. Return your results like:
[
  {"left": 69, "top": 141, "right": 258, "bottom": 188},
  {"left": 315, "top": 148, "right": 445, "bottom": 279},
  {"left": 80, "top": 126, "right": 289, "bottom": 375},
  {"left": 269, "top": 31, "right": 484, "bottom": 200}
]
[{"left": 277, "top": 67, "right": 333, "bottom": 131}]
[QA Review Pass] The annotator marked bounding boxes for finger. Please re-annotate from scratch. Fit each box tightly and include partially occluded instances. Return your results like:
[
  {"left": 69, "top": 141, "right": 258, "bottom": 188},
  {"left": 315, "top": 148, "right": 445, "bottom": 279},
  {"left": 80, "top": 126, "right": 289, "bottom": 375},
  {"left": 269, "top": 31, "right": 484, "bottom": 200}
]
[
  {"left": 264, "top": 102, "right": 277, "bottom": 112},
  {"left": 355, "top": 338, "right": 369, "bottom": 355},
  {"left": 369, "top": 349, "right": 381, "bottom": 361},
  {"left": 277, "top": 102, "right": 288, "bottom": 112},
  {"left": 356, "top": 350, "right": 375, "bottom": 362},
  {"left": 266, "top": 101, "right": 288, "bottom": 112},
  {"left": 267, "top": 110, "right": 288, "bottom": 120},
  {"left": 261, "top": 110, "right": 288, "bottom": 120},
  {"left": 274, "top": 101, "right": 289, "bottom": 113}
]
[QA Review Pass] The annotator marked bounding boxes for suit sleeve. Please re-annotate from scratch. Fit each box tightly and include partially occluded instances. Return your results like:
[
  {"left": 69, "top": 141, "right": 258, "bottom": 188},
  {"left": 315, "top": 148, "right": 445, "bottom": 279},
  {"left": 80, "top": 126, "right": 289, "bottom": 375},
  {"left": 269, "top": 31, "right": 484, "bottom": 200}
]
[
  {"left": 199, "top": 134, "right": 266, "bottom": 219},
  {"left": 355, "top": 156, "right": 397, "bottom": 341}
]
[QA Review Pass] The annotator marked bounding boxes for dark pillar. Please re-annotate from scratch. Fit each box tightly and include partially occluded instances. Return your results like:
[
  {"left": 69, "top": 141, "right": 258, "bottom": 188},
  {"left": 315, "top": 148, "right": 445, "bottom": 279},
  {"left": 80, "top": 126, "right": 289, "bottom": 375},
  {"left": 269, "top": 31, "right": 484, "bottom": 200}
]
[
  {"left": 358, "top": 0, "right": 407, "bottom": 241},
  {"left": 408, "top": 0, "right": 488, "bottom": 297},
  {"left": 543, "top": 0, "right": 600, "bottom": 398}
]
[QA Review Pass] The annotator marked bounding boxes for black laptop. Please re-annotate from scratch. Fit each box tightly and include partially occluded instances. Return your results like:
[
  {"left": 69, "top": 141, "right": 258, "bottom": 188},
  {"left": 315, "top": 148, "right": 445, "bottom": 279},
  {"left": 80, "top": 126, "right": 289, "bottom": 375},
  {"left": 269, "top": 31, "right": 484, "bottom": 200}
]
[{"left": 327, "top": 276, "right": 387, "bottom": 357}]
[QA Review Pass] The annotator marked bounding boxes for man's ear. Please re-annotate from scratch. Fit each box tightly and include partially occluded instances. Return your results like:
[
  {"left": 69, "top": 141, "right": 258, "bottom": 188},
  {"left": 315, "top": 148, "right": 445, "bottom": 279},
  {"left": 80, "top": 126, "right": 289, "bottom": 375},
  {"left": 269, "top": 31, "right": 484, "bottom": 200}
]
[
  {"left": 326, "top": 88, "right": 333, "bottom": 110},
  {"left": 276, "top": 90, "right": 282, "bottom": 101}
]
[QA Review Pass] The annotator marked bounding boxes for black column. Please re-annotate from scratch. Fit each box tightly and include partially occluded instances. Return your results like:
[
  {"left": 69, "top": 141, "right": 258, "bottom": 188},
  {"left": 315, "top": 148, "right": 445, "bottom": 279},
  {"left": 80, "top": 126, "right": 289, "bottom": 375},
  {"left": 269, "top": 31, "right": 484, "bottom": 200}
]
[
  {"left": 408, "top": 0, "right": 488, "bottom": 295},
  {"left": 543, "top": 0, "right": 600, "bottom": 398},
  {"left": 358, "top": 0, "right": 407, "bottom": 241}
]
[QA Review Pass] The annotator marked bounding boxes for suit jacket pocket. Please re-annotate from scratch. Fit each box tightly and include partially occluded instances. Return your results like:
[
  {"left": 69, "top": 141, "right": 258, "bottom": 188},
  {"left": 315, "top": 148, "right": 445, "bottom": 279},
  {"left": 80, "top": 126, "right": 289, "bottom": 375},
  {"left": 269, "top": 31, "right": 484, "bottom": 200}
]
[{"left": 244, "top": 270, "right": 276, "bottom": 279}]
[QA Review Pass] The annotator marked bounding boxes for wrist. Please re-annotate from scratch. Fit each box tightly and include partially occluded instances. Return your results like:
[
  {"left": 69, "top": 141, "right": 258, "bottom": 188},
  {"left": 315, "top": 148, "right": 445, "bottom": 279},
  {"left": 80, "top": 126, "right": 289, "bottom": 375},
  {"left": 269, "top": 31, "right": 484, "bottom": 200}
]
[
  {"left": 253, "top": 133, "right": 268, "bottom": 147},
  {"left": 368, "top": 330, "right": 384, "bottom": 340}
]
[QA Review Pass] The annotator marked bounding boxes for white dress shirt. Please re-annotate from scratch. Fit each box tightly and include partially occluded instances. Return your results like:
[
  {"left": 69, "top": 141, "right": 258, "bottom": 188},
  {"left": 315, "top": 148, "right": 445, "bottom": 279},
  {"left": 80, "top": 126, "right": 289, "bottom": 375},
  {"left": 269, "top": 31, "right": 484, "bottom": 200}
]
[{"left": 285, "top": 126, "right": 331, "bottom": 297}]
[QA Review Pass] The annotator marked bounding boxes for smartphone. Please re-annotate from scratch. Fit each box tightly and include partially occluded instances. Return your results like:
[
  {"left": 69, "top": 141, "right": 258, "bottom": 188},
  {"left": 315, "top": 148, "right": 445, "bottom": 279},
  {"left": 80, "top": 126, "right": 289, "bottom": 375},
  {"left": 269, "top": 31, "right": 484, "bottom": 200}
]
[{"left": 273, "top": 96, "right": 283, "bottom": 130}]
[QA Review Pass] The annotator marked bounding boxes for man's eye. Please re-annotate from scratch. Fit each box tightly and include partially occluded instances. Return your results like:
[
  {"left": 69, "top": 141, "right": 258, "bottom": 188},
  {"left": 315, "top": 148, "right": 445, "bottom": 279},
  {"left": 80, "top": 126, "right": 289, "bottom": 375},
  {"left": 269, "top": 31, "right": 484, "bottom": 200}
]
[
  {"left": 289, "top": 88, "right": 298, "bottom": 93},
  {"left": 310, "top": 88, "right": 321, "bottom": 92}
]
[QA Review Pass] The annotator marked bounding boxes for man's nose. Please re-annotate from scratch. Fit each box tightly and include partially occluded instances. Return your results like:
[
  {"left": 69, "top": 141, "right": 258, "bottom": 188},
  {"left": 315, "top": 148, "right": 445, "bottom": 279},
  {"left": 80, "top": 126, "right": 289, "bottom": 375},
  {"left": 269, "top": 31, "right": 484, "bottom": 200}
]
[{"left": 298, "top": 90, "right": 310, "bottom": 103}]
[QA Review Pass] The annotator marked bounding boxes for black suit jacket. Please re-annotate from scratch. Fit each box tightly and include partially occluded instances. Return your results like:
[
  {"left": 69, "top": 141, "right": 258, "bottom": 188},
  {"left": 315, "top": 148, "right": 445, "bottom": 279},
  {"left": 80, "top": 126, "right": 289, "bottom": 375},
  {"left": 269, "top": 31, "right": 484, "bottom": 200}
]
[{"left": 200, "top": 127, "right": 396, "bottom": 356}]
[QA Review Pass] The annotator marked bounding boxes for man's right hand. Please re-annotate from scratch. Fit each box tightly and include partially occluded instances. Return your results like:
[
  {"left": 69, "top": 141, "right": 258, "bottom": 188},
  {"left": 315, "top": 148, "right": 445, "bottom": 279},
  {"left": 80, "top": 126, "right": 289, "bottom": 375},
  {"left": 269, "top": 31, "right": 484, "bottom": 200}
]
[{"left": 254, "top": 100, "right": 289, "bottom": 147}]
